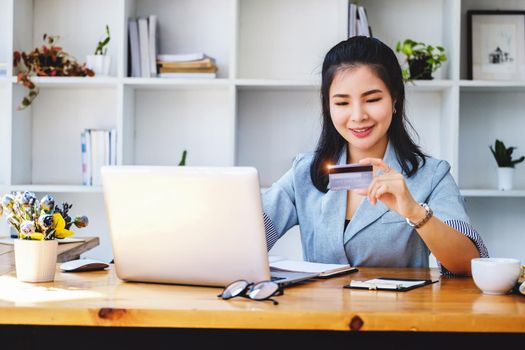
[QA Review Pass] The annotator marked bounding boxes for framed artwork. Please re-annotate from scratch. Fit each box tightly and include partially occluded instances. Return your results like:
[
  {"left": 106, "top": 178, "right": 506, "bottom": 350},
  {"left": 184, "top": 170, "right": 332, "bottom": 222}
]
[{"left": 467, "top": 10, "right": 525, "bottom": 80}]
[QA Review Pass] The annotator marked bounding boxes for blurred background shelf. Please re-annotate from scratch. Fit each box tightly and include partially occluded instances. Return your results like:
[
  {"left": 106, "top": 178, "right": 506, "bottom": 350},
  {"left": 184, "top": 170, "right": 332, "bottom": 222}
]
[{"left": 1, "top": 0, "right": 524, "bottom": 264}]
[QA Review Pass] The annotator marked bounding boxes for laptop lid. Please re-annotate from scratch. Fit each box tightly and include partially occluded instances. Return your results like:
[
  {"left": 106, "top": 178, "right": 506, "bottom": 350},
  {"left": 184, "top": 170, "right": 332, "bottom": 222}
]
[{"left": 101, "top": 166, "right": 315, "bottom": 287}]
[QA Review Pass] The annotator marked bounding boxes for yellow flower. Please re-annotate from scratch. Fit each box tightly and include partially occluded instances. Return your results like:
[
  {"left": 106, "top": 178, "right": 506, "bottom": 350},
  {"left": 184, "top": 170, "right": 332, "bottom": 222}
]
[
  {"left": 53, "top": 213, "right": 75, "bottom": 238},
  {"left": 19, "top": 231, "right": 45, "bottom": 240}
]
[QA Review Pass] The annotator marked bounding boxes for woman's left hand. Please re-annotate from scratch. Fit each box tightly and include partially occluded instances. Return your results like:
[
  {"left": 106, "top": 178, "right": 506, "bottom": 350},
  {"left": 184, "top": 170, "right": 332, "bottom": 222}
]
[{"left": 355, "top": 158, "right": 422, "bottom": 220}]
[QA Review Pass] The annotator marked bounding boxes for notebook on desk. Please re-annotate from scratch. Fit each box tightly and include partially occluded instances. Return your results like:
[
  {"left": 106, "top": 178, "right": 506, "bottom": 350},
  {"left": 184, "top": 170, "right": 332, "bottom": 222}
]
[{"left": 101, "top": 166, "right": 318, "bottom": 287}]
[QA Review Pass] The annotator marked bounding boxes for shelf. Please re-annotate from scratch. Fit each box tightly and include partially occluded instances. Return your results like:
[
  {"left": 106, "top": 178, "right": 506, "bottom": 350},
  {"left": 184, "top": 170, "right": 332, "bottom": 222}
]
[
  {"left": 460, "top": 189, "right": 525, "bottom": 198},
  {"left": 235, "top": 79, "right": 320, "bottom": 90},
  {"left": 236, "top": 79, "right": 454, "bottom": 92},
  {"left": 459, "top": 80, "right": 525, "bottom": 92},
  {"left": 405, "top": 80, "right": 454, "bottom": 91},
  {"left": 123, "top": 78, "right": 231, "bottom": 89},
  {"left": 3, "top": 185, "right": 103, "bottom": 194},
  {"left": 14, "top": 76, "right": 119, "bottom": 88}
]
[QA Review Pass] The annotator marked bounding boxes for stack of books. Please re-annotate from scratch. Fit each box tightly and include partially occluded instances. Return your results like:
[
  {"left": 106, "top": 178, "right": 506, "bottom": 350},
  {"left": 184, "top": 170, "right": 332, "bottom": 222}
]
[
  {"left": 81, "top": 128, "right": 117, "bottom": 186},
  {"left": 128, "top": 15, "right": 158, "bottom": 78},
  {"left": 348, "top": 2, "right": 372, "bottom": 37},
  {"left": 157, "top": 53, "right": 217, "bottom": 79}
]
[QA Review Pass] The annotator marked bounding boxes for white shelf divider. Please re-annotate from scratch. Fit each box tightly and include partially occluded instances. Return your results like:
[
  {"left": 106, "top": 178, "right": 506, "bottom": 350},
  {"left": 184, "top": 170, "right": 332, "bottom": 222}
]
[
  {"left": 23, "top": 76, "right": 119, "bottom": 88},
  {"left": 123, "top": 77, "right": 231, "bottom": 89},
  {"left": 461, "top": 189, "right": 525, "bottom": 198},
  {"left": 4, "top": 184, "right": 103, "bottom": 193}
]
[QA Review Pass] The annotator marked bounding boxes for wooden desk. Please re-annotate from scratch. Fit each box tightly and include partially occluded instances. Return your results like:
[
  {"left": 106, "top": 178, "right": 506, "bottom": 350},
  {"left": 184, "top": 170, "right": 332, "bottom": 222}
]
[
  {"left": 0, "top": 237, "right": 100, "bottom": 275},
  {"left": 0, "top": 266, "right": 523, "bottom": 333}
]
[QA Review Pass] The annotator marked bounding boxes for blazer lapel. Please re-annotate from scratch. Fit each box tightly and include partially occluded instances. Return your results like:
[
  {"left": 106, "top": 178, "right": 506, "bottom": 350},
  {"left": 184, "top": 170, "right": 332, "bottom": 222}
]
[{"left": 343, "top": 142, "right": 399, "bottom": 244}]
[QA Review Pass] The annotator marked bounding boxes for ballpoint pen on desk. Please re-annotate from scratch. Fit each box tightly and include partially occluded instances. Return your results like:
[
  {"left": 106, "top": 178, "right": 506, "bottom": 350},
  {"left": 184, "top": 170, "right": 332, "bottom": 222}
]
[{"left": 349, "top": 280, "right": 401, "bottom": 290}]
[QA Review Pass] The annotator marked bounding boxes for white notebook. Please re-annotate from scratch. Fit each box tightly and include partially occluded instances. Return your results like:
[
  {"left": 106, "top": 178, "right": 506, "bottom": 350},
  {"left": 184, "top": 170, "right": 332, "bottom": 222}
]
[{"left": 269, "top": 255, "right": 357, "bottom": 277}]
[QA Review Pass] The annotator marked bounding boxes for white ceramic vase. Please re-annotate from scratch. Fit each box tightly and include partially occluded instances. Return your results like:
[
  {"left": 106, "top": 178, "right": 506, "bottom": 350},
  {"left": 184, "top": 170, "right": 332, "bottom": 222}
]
[
  {"left": 86, "top": 54, "right": 111, "bottom": 76},
  {"left": 497, "top": 167, "right": 514, "bottom": 191},
  {"left": 14, "top": 239, "right": 58, "bottom": 282}
]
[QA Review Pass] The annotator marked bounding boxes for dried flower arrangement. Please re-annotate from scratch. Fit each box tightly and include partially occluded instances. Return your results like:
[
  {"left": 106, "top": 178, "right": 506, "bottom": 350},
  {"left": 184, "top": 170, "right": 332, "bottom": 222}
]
[{"left": 13, "top": 34, "right": 94, "bottom": 110}]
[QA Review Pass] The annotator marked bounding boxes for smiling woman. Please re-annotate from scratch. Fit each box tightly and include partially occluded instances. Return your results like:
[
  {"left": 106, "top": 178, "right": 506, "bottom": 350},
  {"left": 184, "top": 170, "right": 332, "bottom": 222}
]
[{"left": 261, "top": 36, "right": 489, "bottom": 276}]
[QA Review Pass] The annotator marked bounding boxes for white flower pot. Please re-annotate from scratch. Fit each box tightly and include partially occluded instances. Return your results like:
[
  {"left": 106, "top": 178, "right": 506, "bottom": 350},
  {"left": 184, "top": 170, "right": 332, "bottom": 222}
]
[
  {"left": 14, "top": 239, "right": 58, "bottom": 282},
  {"left": 497, "top": 167, "right": 514, "bottom": 191},
  {"left": 86, "top": 54, "right": 111, "bottom": 76}
]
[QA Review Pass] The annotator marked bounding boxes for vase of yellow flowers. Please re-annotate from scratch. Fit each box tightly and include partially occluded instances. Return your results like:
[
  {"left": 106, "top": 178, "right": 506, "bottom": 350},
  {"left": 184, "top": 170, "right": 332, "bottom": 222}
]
[{"left": 0, "top": 192, "right": 89, "bottom": 282}]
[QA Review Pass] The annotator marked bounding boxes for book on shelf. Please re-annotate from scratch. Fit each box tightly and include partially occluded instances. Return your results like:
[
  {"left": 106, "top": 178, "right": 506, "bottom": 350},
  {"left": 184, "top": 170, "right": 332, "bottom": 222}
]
[
  {"left": 157, "top": 57, "right": 216, "bottom": 70},
  {"left": 109, "top": 128, "right": 117, "bottom": 166},
  {"left": 148, "top": 15, "right": 158, "bottom": 76},
  {"left": 348, "top": 3, "right": 357, "bottom": 37},
  {"left": 137, "top": 17, "right": 151, "bottom": 78},
  {"left": 157, "top": 53, "right": 207, "bottom": 62},
  {"left": 159, "top": 66, "right": 217, "bottom": 74},
  {"left": 81, "top": 128, "right": 117, "bottom": 186},
  {"left": 348, "top": 2, "right": 372, "bottom": 38},
  {"left": 128, "top": 18, "right": 141, "bottom": 77},
  {"left": 357, "top": 6, "right": 371, "bottom": 37},
  {"left": 0, "top": 62, "right": 7, "bottom": 77},
  {"left": 81, "top": 131, "right": 91, "bottom": 186},
  {"left": 269, "top": 255, "right": 357, "bottom": 278},
  {"left": 157, "top": 72, "right": 217, "bottom": 79},
  {"left": 156, "top": 55, "right": 218, "bottom": 78}
]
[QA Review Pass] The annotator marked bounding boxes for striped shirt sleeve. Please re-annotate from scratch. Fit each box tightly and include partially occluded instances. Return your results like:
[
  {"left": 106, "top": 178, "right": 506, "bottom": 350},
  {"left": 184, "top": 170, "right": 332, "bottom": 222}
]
[
  {"left": 264, "top": 212, "right": 279, "bottom": 251},
  {"left": 439, "top": 219, "right": 489, "bottom": 277}
]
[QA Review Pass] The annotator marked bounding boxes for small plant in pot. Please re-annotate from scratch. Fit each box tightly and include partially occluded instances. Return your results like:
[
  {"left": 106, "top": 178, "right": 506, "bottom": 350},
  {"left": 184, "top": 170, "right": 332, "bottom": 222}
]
[
  {"left": 86, "top": 25, "right": 111, "bottom": 76},
  {"left": 490, "top": 139, "right": 525, "bottom": 191},
  {"left": 0, "top": 192, "right": 89, "bottom": 282},
  {"left": 395, "top": 39, "right": 447, "bottom": 81}
]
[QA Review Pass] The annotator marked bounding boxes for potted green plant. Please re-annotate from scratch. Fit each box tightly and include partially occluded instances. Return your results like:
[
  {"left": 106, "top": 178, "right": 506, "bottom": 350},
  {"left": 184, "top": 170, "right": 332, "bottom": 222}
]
[
  {"left": 178, "top": 150, "right": 187, "bottom": 166},
  {"left": 490, "top": 139, "right": 525, "bottom": 190},
  {"left": 0, "top": 192, "right": 89, "bottom": 282},
  {"left": 395, "top": 39, "right": 447, "bottom": 81},
  {"left": 13, "top": 34, "right": 94, "bottom": 110},
  {"left": 86, "top": 25, "right": 111, "bottom": 76}
]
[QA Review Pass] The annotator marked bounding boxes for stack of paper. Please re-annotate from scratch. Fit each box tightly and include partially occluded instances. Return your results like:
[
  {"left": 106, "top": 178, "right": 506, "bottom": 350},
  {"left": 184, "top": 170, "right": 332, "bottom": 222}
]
[{"left": 157, "top": 53, "right": 217, "bottom": 79}]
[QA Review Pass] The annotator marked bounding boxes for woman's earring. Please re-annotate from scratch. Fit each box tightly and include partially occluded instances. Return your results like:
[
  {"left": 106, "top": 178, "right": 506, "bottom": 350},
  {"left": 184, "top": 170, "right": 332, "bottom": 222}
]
[{"left": 393, "top": 107, "right": 397, "bottom": 114}]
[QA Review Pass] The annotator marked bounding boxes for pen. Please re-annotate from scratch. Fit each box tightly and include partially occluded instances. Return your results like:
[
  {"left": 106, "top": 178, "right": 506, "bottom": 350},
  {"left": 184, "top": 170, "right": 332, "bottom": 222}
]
[{"left": 349, "top": 280, "right": 401, "bottom": 290}]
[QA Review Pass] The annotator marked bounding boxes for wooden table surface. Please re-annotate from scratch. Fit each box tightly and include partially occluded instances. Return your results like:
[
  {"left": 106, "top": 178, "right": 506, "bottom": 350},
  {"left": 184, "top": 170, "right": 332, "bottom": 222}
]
[{"left": 0, "top": 265, "right": 523, "bottom": 333}]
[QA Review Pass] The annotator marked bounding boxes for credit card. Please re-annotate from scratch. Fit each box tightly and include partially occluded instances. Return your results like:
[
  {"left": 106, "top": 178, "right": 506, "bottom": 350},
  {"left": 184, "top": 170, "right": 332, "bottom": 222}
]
[{"left": 327, "top": 164, "right": 373, "bottom": 190}]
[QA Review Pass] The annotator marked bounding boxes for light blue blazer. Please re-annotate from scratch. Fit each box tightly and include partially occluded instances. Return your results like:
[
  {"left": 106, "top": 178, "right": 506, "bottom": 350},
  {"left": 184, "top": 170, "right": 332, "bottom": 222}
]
[{"left": 262, "top": 142, "right": 475, "bottom": 268}]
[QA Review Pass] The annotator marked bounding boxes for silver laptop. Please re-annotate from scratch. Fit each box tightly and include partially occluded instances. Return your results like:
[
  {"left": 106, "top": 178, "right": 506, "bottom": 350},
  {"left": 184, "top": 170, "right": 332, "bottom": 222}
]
[{"left": 101, "top": 166, "right": 317, "bottom": 287}]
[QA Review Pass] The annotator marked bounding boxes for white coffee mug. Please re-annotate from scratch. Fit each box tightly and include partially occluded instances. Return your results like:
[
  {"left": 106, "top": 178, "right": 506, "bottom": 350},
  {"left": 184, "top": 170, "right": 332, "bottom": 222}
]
[{"left": 471, "top": 258, "right": 521, "bottom": 295}]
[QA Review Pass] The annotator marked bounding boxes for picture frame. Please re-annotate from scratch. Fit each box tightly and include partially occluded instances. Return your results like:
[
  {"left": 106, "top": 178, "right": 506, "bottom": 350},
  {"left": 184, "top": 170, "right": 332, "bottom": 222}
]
[{"left": 467, "top": 10, "right": 525, "bottom": 80}]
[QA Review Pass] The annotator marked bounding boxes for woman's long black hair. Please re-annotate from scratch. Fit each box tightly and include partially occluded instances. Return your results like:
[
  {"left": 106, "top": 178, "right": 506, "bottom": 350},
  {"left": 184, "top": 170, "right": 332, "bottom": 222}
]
[{"left": 310, "top": 36, "right": 426, "bottom": 193}]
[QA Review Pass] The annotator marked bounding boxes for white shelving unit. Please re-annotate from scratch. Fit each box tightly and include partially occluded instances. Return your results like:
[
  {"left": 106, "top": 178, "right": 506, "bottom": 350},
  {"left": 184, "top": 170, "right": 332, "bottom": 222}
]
[{"left": 0, "top": 0, "right": 524, "bottom": 264}]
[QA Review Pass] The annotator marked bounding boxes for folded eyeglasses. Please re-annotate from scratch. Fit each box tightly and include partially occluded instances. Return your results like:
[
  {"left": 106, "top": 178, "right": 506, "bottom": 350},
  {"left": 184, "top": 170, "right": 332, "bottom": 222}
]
[{"left": 217, "top": 279, "right": 284, "bottom": 305}]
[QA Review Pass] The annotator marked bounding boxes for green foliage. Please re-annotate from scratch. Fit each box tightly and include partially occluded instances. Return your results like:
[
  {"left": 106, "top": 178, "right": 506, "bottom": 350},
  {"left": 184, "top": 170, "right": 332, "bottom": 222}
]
[
  {"left": 490, "top": 139, "right": 525, "bottom": 168},
  {"left": 395, "top": 39, "right": 447, "bottom": 81},
  {"left": 94, "top": 25, "right": 111, "bottom": 55},
  {"left": 178, "top": 150, "right": 187, "bottom": 166}
]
